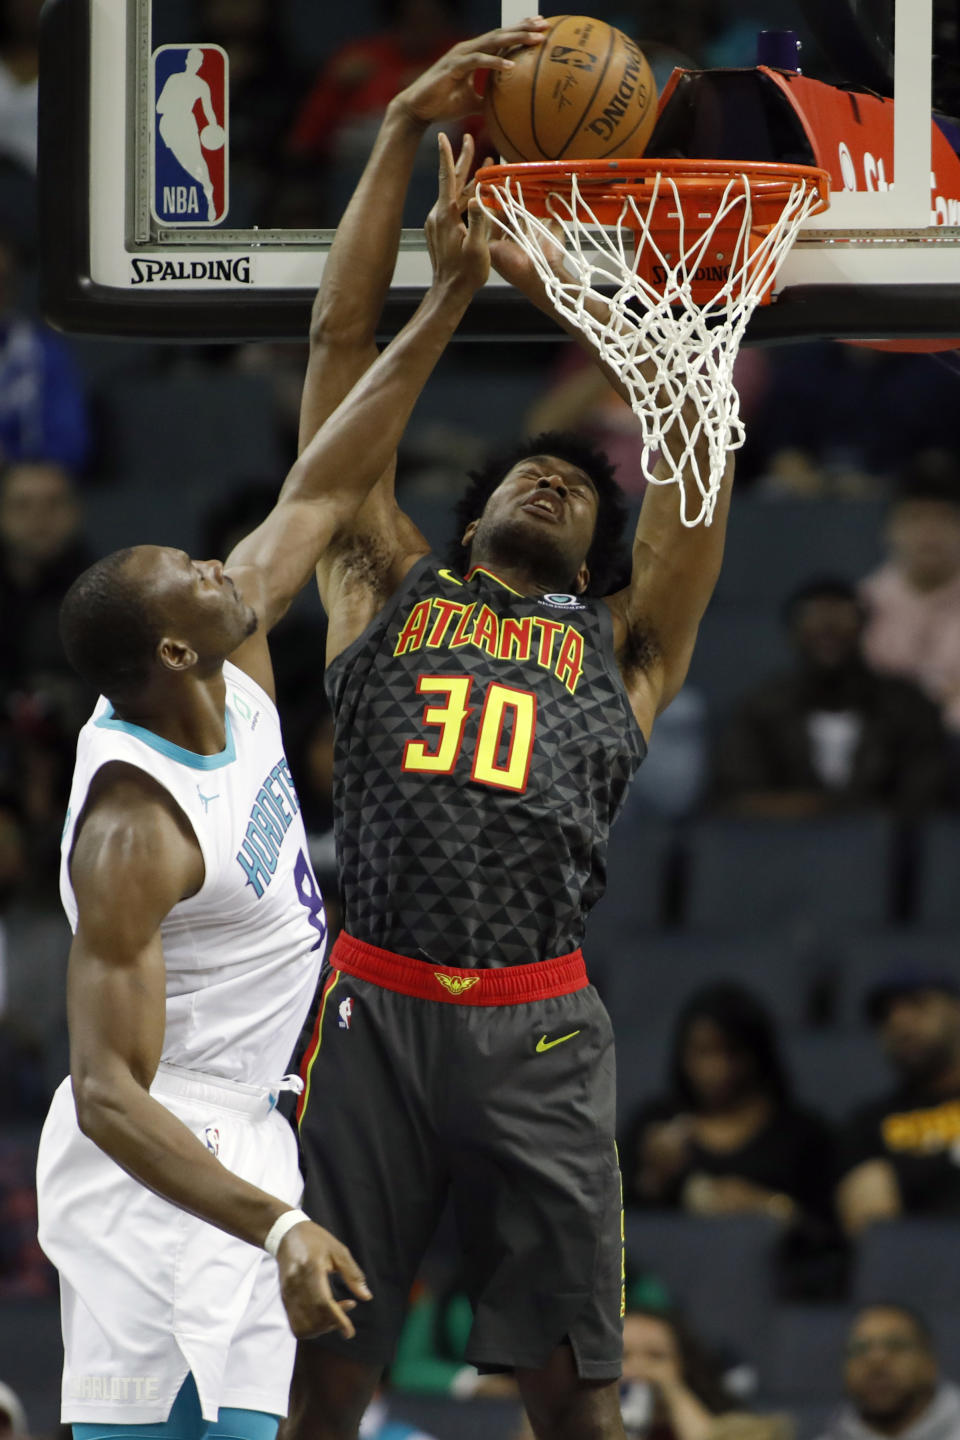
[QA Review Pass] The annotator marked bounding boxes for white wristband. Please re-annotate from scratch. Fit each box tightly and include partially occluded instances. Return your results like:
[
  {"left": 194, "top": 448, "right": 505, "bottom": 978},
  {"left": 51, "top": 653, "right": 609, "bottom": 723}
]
[{"left": 263, "top": 1208, "right": 311, "bottom": 1258}]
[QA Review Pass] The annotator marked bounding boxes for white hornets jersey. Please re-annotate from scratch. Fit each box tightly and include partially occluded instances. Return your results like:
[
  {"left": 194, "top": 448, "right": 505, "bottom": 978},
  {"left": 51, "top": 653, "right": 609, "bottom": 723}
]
[{"left": 60, "top": 662, "right": 326, "bottom": 1087}]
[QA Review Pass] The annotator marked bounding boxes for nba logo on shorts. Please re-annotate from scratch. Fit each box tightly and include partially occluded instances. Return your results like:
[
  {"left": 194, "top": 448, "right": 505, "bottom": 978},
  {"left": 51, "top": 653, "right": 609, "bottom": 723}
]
[
  {"left": 338, "top": 998, "right": 354, "bottom": 1030},
  {"left": 152, "top": 45, "right": 229, "bottom": 227},
  {"left": 203, "top": 1126, "right": 220, "bottom": 1156}
]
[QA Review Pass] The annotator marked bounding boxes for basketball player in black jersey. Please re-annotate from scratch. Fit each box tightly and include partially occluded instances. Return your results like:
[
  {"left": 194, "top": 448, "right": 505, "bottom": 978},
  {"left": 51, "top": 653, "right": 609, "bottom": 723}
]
[{"left": 285, "top": 24, "right": 734, "bottom": 1440}]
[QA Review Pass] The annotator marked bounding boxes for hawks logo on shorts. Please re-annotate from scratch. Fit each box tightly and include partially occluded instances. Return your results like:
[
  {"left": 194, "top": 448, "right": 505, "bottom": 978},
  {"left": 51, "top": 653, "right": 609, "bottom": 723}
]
[{"left": 152, "top": 44, "right": 229, "bottom": 227}]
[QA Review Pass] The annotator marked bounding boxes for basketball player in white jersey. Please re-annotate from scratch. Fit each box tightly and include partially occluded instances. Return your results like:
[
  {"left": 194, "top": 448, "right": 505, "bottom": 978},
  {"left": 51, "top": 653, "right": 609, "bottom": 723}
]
[
  {"left": 35, "top": 137, "right": 492, "bottom": 1440},
  {"left": 156, "top": 48, "right": 219, "bottom": 221}
]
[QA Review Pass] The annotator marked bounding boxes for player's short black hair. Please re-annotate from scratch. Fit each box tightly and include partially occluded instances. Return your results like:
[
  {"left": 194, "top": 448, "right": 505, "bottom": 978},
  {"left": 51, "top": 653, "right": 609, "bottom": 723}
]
[
  {"left": 781, "top": 575, "right": 863, "bottom": 629},
  {"left": 60, "top": 550, "right": 163, "bottom": 702},
  {"left": 446, "top": 431, "right": 629, "bottom": 596},
  {"left": 669, "top": 981, "right": 792, "bottom": 1109},
  {"left": 851, "top": 1304, "right": 935, "bottom": 1352}
]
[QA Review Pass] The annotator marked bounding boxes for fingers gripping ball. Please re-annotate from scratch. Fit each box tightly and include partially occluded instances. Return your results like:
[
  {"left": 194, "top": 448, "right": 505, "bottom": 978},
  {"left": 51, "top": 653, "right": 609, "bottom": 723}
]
[
  {"left": 484, "top": 15, "right": 658, "bottom": 163},
  {"left": 200, "top": 123, "right": 226, "bottom": 150}
]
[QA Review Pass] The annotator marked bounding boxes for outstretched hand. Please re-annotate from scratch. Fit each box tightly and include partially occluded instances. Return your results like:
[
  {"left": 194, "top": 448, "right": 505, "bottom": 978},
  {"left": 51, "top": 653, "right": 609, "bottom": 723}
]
[
  {"left": 395, "top": 19, "right": 548, "bottom": 125},
  {"left": 276, "top": 1220, "right": 372, "bottom": 1340},
  {"left": 489, "top": 215, "right": 569, "bottom": 314},
  {"left": 425, "top": 132, "right": 491, "bottom": 297}
]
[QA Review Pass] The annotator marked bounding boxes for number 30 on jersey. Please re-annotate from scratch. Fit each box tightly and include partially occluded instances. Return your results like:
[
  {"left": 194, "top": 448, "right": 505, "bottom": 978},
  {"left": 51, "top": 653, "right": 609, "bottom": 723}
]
[{"left": 402, "top": 675, "right": 537, "bottom": 794}]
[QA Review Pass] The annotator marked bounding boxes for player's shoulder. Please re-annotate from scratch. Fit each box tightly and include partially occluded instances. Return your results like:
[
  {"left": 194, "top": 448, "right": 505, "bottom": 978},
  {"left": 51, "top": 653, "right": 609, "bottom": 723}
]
[
  {"left": 71, "top": 762, "right": 202, "bottom": 899},
  {"left": 76, "top": 762, "right": 196, "bottom": 854}
]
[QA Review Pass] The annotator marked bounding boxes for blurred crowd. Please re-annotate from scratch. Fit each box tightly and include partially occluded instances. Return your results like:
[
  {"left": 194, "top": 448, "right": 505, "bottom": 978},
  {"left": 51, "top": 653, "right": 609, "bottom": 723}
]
[{"left": 2, "top": 0, "right": 960, "bottom": 1436}]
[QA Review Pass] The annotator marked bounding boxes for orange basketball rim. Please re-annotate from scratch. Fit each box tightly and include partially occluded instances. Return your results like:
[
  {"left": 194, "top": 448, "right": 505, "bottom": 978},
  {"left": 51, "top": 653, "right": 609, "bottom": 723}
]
[{"left": 476, "top": 157, "right": 830, "bottom": 306}]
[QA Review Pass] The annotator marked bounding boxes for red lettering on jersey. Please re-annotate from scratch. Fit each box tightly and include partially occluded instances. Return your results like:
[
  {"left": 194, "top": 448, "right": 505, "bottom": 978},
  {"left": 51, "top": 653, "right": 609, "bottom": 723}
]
[
  {"left": 499, "top": 616, "right": 533, "bottom": 662},
  {"left": 449, "top": 602, "right": 477, "bottom": 648},
  {"left": 533, "top": 617, "right": 565, "bottom": 669},
  {"left": 395, "top": 600, "right": 431, "bottom": 656},
  {"left": 426, "top": 598, "right": 463, "bottom": 649},
  {"left": 556, "top": 626, "right": 585, "bottom": 694},
  {"left": 471, "top": 604, "right": 500, "bottom": 656}
]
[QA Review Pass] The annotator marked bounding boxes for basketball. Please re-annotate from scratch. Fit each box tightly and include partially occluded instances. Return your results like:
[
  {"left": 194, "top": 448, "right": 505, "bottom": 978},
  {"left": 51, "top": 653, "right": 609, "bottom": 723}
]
[
  {"left": 484, "top": 15, "right": 658, "bottom": 163},
  {"left": 200, "top": 123, "right": 226, "bottom": 150}
]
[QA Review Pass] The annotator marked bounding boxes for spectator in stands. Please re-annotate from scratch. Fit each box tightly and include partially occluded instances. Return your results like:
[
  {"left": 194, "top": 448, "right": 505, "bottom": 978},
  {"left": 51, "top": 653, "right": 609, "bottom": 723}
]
[
  {"left": 617, "top": 1308, "right": 792, "bottom": 1440},
  {"left": 860, "top": 452, "right": 960, "bottom": 736},
  {"left": 0, "top": 460, "right": 93, "bottom": 884},
  {"left": 620, "top": 983, "right": 836, "bottom": 1232},
  {"left": 714, "top": 578, "right": 949, "bottom": 815},
  {"left": 514, "top": 1304, "right": 792, "bottom": 1438},
  {"left": 0, "top": 234, "right": 90, "bottom": 473},
  {"left": 0, "top": 1380, "right": 27, "bottom": 1436},
  {"left": 836, "top": 974, "right": 960, "bottom": 1236},
  {"left": 0, "top": 460, "right": 91, "bottom": 696},
  {"left": 816, "top": 1305, "right": 960, "bottom": 1440},
  {"left": 620, "top": 985, "right": 845, "bottom": 1295},
  {"left": 287, "top": 0, "right": 462, "bottom": 166},
  {"left": 0, "top": 0, "right": 40, "bottom": 175}
]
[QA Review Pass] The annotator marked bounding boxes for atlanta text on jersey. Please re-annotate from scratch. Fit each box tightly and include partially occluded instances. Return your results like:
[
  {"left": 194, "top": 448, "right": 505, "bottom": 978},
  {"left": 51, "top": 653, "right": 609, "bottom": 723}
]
[{"left": 394, "top": 597, "right": 585, "bottom": 696}]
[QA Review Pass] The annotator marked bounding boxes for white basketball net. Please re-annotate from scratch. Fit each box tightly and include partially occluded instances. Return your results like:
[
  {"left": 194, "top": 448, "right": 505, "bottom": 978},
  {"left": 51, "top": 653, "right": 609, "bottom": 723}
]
[{"left": 478, "top": 168, "right": 825, "bottom": 526}]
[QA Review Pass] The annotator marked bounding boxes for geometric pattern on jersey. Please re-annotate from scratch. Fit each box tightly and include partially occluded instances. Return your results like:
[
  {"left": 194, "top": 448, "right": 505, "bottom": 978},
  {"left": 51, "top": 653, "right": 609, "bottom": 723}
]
[{"left": 326, "top": 557, "right": 646, "bottom": 968}]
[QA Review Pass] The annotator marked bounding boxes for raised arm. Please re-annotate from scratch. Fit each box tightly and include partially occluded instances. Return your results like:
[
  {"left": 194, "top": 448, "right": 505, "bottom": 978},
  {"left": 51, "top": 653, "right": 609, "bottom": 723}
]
[
  {"left": 491, "top": 237, "right": 734, "bottom": 737},
  {"left": 67, "top": 768, "right": 369, "bottom": 1339},
  {"left": 224, "top": 134, "right": 491, "bottom": 689},
  {"left": 295, "top": 23, "right": 547, "bottom": 661},
  {"left": 298, "top": 21, "right": 547, "bottom": 454},
  {"left": 612, "top": 434, "right": 733, "bottom": 733}
]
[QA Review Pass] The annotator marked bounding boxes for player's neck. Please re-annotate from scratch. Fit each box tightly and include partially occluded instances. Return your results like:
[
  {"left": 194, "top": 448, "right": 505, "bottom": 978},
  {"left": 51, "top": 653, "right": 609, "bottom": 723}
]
[
  {"left": 468, "top": 545, "right": 578, "bottom": 600},
  {"left": 113, "top": 667, "right": 229, "bottom": 757}
]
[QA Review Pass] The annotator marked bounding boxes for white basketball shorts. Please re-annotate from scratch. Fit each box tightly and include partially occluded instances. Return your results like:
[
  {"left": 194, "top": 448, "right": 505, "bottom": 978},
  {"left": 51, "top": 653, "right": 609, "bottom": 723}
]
[{"left": 37, "top": 1063, "right": 304, "bottom": 1425}]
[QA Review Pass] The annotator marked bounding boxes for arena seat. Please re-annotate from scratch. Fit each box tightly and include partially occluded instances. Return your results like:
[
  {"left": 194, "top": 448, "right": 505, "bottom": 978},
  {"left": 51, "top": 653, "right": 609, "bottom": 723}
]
[
  {"left": 832, "top": 931, "right": 960, "bottom": 1026},
  {"left": 598, "top": 933, "right": 811, "bottom": 1034},
  {"left": 916, "top": 819, "right": 960, "bottom": 926},
  {"left": 612, "top": 1024, "right": 671, "bottom": 1128},
  {"left": 783, "top": 1030, "right": 892, "bottom": 1122},
  {"left": 685, "top": 604, "right": 788, "bottom": 719},
  {"left": 761, "top": 1304, "right": 851, "bottom": 1403},
  {"left": 682, "top": 816, "right": 895, "bottom": 933},
  {"left": 83, "top": 479, "right": 204, "bottom": 557},
  {"left": 792, "top": 1401, "right": 837, "bottom": 1440},
  {"left": 624, "top": 1213, "right": 780, "bottom": 1366},
  {"left": 585, "top": 817, "right": 676, "bottom": 959},
  {"left": 101, "top": 372, "right": 283, "bottom": 490},
  {"left": 853, "top": 1220, "right": 960, "bottom": 1310},
  {"left": 0, "top": 1297, "right": 63, "bottom": 1434},
  {"left": 715, "top": 498, "right": 885, "bottom": 606},
  {"left": 389, "top": 1394, "right": 521, "bottom": 1440}
]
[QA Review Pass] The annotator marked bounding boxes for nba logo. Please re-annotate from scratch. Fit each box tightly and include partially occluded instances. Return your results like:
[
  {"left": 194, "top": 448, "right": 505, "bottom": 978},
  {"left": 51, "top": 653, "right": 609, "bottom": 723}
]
[
  {"left": 152, "top": 45, "right": 229, "bottom": 227},
  {"left": 338, "top": 998, "right": 354, "bottom": 1030}
]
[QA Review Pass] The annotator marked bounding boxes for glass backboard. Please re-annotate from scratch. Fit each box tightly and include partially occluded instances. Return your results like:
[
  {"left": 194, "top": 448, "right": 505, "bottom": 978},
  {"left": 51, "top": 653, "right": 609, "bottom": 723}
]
[{"left": 39, "top": 0, "right": 960, "bottom": 342}]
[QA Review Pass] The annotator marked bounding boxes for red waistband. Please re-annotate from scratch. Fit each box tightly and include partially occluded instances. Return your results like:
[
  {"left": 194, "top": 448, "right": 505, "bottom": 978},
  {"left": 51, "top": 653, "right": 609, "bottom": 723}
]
[{"left": 330, "top": 932, "right": 588, "bottom": 1006}]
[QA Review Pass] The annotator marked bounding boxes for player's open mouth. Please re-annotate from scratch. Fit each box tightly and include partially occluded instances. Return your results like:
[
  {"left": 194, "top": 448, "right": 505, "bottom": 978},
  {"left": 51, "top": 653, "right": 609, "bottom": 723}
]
[{"left": 521, "top": 495, "right": 562, "bottom": 522}]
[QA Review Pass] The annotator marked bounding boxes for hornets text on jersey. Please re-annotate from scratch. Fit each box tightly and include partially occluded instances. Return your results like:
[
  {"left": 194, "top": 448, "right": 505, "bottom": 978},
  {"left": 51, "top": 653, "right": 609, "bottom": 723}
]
[{"left": 326, "top": 556, "right": 646, "bottom": 968}]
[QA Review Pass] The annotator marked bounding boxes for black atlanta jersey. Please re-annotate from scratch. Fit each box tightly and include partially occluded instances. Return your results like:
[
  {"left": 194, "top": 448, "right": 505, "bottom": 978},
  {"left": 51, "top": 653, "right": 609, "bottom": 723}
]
[{"left": 326, "top": 555, "right": 647, "bottom": 968}]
